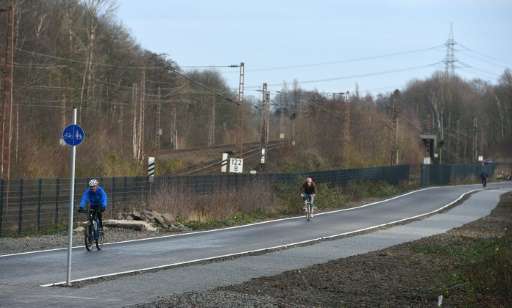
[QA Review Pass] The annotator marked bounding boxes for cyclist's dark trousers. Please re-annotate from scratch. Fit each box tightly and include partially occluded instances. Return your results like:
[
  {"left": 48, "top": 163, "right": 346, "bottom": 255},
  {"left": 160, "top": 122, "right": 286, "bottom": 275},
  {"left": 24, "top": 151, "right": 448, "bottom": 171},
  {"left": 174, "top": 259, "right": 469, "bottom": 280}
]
[
  {"left": 97, "top": 210, "right": 103, "bottom": 230},
  {"left": 91, "top": 207, "right": 103, "bottom": 230}
]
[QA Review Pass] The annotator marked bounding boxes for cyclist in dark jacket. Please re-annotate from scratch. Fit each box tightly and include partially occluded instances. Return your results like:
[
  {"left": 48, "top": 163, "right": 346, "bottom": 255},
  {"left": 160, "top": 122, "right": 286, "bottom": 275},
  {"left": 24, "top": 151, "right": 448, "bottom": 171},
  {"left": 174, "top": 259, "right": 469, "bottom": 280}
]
[
  {"left": 79, "top": 179, "right": 108, "bottom": 229},
  {"left": 301, "top": 177, "right": 317, "bottom": 215}
]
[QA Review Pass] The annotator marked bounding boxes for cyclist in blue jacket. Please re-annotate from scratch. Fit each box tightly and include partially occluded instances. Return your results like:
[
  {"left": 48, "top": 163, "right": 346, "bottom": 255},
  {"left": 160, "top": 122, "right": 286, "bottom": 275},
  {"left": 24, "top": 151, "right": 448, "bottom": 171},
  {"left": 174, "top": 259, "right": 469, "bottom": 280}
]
[{"left": 79, "top": 179, "right": 108, "bottom": 230}]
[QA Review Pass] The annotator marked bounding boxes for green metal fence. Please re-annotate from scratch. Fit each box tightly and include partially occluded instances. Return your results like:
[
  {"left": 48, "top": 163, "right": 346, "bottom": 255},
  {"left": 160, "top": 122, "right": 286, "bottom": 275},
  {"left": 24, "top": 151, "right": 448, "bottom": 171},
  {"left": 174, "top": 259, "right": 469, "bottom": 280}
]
[
  {"left": 0, "top": 162, "right": 507, "bottom": 236},
  {"left": 420, "top": 163, "right": 496, "bottom": 186},
  {"left": 0, "top": 165, "right": 410, "bottom": 236}
]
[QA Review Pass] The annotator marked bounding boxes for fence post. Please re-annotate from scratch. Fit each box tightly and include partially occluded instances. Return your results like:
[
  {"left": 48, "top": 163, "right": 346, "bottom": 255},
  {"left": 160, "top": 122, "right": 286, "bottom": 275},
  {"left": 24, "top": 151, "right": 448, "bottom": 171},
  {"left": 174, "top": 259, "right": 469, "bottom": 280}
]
[
  {"left": 55, "top": 178, "right": 60, "bottom": 224},
  {"left": 0, "top": 179, "right": 4, "bottom": 237},
  {"left": 420, "top": 165, "right": 429, "bottom": 187},
  {"left": 18, "top": 179, "right": 24, "bottom": 235},
  {"left": 123, "top": 176, "right": 128, "bottom": 203},
  {"left": 111, "top": 177, "right": 115, "bottom": 216},
  {"left": 145, "top": 177, "right": 150, "bottom": 206},
  {"left": 37, "top": 179, "right": 42, "bottom": 232}
]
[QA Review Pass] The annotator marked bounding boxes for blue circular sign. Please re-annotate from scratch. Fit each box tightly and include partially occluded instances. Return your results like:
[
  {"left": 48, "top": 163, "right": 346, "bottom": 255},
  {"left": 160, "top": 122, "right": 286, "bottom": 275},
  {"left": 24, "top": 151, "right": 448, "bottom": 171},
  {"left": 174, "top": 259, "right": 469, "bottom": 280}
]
[{"left": 62, "top": 124, "right": 85, "bottom": 146}]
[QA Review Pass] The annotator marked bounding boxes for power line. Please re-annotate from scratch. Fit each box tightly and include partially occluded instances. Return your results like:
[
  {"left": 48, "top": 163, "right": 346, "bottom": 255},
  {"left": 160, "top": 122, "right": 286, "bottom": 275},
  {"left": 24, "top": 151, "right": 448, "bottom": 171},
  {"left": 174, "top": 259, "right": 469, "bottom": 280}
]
[
  {"left": 16, "top": 45, "right": 446, "bottom": 74},
  {"left": 58, "top": 58, "right": 239, "bottom": 103},
  {"left": 170, "top": 69, "right": 237, "bottom": 103},
  {"left": 458, "top": 66, "right": 502, "bottom": 79},
  {"left": 14, "top": 60, "right": 238, "bottom": 102},
  {"left": 13, "top": 63, "right": 67, "bottom": 69},
  {"left": 246, "top": 62, "right": 442, "bottom": 89},
  {"left": 16, "top": 48, "right": 239, "bottom": 71},
  {"left": 18, "top": 85, "right": 75, "bottom": 90},
  {"left": 14, "top": 42, "right": 508, "bottom": 105},
  {"left": 457, "top": 43, "right": 511, "bottom": 68},
  {"left": 246, "top": 44, "right": 445, "bottom": 72},
  {"left": 455, "top": 58, "right": 504, "bottom": 79},
  {"left": 181, "top": 65, "right": 240, "bottom": 69},
  {"left": 457, "top": 49, "right": 511, "bottom": 70},
  {"left": 16, "top": 48, "right": 176, "bottom": 70}
]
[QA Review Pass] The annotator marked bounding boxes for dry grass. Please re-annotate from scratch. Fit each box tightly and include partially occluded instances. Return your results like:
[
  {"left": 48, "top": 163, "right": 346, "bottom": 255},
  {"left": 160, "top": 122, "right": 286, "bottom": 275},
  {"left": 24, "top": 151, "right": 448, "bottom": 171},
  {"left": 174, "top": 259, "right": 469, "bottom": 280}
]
[{"left": 148, "top": 181, "right": 275, "bottom": 224}]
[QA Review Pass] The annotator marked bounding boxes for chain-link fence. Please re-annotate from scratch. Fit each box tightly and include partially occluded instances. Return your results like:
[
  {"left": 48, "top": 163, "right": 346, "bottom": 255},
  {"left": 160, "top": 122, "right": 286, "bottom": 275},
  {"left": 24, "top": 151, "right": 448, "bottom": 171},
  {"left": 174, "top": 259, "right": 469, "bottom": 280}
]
[{"left": 0, "top": 165, "right": 410, "bottom": 236}]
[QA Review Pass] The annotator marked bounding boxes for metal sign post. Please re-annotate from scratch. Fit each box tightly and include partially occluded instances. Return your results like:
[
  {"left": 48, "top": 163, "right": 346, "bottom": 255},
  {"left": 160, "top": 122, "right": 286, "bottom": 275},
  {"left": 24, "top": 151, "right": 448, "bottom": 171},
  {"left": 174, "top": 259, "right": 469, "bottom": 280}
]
[
  {"left": 63, "top": 108, "right": 85, "bottom": 286},
  {"left": 221, "top": 153, "right": 229, "bottom": 173},
  {"left": 148, "top": 156, "right": 155, "bottom": 182}
]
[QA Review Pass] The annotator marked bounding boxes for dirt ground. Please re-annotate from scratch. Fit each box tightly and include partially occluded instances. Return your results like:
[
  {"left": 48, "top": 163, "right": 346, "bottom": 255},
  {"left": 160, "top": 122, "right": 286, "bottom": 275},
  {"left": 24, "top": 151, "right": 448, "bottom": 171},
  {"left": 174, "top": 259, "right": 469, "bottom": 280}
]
[{"left": 138, "top": 193, "right": 512, "bottom": 308}]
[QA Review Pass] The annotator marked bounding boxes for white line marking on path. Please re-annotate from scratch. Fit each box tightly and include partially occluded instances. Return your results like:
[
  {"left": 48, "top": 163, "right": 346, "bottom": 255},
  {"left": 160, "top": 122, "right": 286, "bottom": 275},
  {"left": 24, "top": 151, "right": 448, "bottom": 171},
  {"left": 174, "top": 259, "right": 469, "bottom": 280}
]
[
  {"left": 1, "top": 186, "right": 438, "bottom": 258},
  {"left": 41, "top": 188, "right": 483, "bottom": 287},
  {"left": 48, "top": 295, "right": 99, "bottom": 300}
]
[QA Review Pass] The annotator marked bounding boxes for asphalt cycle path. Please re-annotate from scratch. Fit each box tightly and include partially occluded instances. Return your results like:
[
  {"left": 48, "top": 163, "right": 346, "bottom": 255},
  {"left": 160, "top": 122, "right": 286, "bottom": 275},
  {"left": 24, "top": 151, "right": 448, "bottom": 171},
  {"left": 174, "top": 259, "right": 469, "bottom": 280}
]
[
  {"left": 1, "top": 182, "right": 510, "bottom": 287},
  {"left": 0, "top": 182, "right": 511, "bottom": 307}
]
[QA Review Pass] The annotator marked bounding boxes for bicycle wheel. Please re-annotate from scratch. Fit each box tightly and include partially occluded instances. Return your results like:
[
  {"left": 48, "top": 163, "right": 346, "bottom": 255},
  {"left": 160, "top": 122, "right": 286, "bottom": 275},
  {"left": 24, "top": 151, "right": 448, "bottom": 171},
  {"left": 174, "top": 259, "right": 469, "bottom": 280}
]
[
  {"left": 84, "top": 224, "right": 93, "bottom": 251},
  {"left": 306, "top": 202, "right": 311, "bottom": 221}
]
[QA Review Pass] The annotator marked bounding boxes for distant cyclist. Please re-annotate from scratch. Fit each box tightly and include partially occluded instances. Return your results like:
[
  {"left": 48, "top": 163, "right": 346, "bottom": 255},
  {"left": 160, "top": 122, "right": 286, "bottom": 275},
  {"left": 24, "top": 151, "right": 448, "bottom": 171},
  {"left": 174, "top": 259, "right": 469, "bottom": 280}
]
[
  {"left": 79, "top": 179, "right": 108, "bottom": 230},
  {"left": 480, "top": 170, "right": 488, "bottom": 188},
  {"left": 301, "top": 177, "right": 317, "bottom": 216}
]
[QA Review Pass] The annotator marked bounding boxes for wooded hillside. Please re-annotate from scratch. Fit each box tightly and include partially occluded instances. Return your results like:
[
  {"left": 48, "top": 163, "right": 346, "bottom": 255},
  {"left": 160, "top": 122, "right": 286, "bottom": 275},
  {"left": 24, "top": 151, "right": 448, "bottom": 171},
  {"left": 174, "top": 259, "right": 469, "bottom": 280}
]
[{"left": 1, "top": 0, "right": 510, "bottom": 179}]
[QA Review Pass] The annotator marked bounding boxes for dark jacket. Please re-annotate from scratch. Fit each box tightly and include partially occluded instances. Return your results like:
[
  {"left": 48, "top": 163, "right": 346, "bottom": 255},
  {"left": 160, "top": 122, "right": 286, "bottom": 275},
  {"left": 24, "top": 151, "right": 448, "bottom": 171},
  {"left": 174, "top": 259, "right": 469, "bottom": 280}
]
[{"left": 302, "top": 182, "right": 316, "bottom": 194}]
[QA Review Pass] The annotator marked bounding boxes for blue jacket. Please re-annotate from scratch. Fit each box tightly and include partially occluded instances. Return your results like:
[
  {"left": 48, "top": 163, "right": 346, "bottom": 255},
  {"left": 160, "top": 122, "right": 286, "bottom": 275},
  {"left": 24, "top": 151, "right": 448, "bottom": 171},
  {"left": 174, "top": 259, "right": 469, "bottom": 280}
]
[{"left": 79, "top": 186, "right": 108, "bottom": 210}]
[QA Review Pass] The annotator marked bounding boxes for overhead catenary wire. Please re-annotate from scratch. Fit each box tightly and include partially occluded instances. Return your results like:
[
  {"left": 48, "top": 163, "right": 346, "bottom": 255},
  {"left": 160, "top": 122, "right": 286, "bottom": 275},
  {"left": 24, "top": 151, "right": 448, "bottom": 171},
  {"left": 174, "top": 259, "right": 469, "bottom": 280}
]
[
  {"left": 13, "top": 92, "right": 237, "bottom": 110},
  {"left": 16, "top": 62, "right": 233, "bottom": 101},
  {"left": 15, "top": 48, "right": 239, "bottom": 98},
  {"left": 16, "top": 48, "right": 178, "bottom": 70},
  {"left": 169, "top": 69, "right": 237, "bottom": 103},
  {"left": 16, "top": 48, "right": 239, "bottom": 72}
]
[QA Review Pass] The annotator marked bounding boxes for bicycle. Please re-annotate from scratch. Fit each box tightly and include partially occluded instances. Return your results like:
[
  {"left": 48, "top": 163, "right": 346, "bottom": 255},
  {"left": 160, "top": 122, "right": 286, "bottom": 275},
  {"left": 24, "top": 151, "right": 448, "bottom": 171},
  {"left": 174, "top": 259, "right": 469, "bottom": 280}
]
[
  {"left": 80, "top": 208, "right": 104, "bottom": 251},
  {"left": 302, "top": 194, "right": 314, "bottom": 222}
]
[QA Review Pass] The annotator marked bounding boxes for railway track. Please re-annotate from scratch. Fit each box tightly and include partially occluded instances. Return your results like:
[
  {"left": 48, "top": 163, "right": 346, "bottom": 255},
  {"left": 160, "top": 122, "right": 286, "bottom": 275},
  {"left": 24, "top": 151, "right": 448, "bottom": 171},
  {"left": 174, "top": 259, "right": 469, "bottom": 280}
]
[
  {"left": 177, "top": 140, "right": 288, "bottom": 175},
  {"left": 159, "top": 141, "right": 269, "bottom": 155}
]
